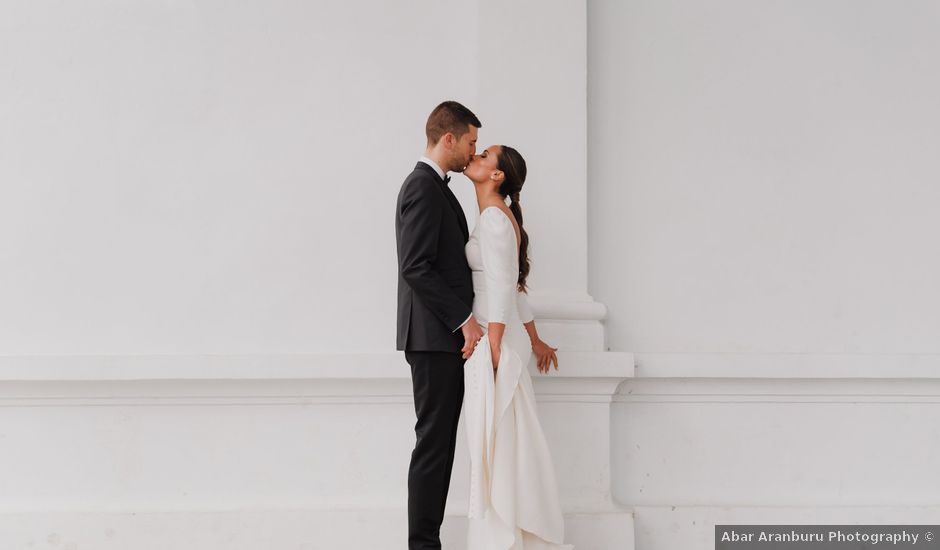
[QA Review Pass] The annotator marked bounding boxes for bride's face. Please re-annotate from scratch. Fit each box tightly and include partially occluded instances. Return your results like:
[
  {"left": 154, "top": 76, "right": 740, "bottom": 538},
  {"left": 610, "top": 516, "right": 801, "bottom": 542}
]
[{"left": 464, "top": 146, "right": 503, "bottom": 184}]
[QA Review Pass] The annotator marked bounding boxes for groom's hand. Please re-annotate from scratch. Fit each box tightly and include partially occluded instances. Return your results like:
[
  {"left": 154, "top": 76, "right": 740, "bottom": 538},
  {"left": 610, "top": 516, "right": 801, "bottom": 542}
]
[{"left": 461, "top": 316, "right": 484, "bottom": 359}]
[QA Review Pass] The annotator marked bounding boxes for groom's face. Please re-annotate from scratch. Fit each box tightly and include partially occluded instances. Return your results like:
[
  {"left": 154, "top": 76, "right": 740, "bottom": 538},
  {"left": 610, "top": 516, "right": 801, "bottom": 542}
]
[{"left": 450, "top": 125, "right": 478, "bottom": 173}]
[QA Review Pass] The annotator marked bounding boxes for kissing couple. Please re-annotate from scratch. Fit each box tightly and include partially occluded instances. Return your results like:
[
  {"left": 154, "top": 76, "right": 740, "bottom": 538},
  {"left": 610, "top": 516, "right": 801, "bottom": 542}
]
[{"left": 396, "top": 101, "right": 574, "bottom": 550}]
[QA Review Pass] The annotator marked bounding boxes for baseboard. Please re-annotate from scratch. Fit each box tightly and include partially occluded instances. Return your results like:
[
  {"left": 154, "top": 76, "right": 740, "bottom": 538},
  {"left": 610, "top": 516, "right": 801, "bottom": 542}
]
[{"left": 0, "top": 506, "right": 635, "bottom": 550}]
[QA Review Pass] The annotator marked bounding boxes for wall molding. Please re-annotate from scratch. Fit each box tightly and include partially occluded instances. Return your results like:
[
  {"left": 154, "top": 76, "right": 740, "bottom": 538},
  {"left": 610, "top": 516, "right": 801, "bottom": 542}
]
[
  {"left": 0, "top": 352, "right": 635, "bottom": 406},
  {"left": 633, "top": 352, "right": 940, "bottom": 379},
  {"left": 616, "top": 377, "right": 940, "bottom": 404},
  {"left": 0, "top": 352, "right": 632, "bottom": 381},
  {"left": 527, "top": 291, "right": 609, "bottom": 321}
]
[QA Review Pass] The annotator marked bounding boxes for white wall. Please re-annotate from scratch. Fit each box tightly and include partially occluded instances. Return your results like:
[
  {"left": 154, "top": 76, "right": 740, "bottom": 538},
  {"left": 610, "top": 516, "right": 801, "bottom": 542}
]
[
  {"left": 0, "top": 2, "right": 636, "bottom": 548},
  {"left": 589, "top": 3, "right": 940, "bottom": 548},
  {"left": 588, "top": 0, "right": 940, "bottom": 357},
  {"left": 1, "top": 0, "right": 481, "bottom": 354},
  {"left": 1, "top": 0, "right": 601, "bottom": 356}
]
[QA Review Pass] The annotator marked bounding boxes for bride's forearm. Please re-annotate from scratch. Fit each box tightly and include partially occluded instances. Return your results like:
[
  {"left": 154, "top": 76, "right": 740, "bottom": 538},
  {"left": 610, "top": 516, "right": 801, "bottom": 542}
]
[
  {"left": 488, "top": 322, "right": 506, "bottom": 368},
  {"left": 523, "top": 320, "right": 539, "bottom": 345},
  {"left": 488, "top": 322, "right": 506, "bottom": 348}
]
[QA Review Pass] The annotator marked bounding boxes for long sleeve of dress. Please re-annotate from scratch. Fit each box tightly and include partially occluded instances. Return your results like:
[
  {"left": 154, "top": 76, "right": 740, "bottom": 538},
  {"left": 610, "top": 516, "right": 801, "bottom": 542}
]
[
  {"left": 478, "top": 207, "right": 520, "bottom": 326},
  {"left": 516, "top": 289, "right": 534, "bottom": 324}
]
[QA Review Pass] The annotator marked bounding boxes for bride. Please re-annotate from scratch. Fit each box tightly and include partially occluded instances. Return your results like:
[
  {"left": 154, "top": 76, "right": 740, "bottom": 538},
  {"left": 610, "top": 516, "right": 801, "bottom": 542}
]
[{"left": 460, "top": 145, "right": 575, "bottom": 550}]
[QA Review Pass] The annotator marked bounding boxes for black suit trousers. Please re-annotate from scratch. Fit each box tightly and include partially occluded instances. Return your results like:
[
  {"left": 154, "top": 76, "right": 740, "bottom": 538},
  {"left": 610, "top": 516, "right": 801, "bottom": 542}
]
[{"left": 405, "top": 350, "right": 466, "bottom": 550}]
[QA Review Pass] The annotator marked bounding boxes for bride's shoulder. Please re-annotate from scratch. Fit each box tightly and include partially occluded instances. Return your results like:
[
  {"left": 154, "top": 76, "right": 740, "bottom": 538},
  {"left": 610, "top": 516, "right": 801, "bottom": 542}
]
[
  {"left": 480, "top": 204, "right": 512, "bottom": 225},
  {"left": 478, "top": 206, "right": 517, "bottom": 245}
]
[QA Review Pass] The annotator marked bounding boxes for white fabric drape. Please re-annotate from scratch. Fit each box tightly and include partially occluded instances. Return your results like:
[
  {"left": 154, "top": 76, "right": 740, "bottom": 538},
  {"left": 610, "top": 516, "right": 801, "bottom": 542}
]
[
  {"left": 463, "top": 336, "right": 573, "bottom": 549},
  {"left": 462, "top": 207, "right": 574, "bottom": 549}
]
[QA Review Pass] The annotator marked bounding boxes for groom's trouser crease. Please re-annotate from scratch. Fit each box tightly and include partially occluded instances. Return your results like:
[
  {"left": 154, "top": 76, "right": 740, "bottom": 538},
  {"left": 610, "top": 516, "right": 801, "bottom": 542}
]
[{"left": 406, "top": 351, "right": 466, "bottom": 550}]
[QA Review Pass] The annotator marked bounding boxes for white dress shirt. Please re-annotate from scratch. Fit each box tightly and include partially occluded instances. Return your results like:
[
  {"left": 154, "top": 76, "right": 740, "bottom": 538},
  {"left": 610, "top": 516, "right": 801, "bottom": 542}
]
[{"left": 418, "top": 155, "right": 445, "bottom": 180}]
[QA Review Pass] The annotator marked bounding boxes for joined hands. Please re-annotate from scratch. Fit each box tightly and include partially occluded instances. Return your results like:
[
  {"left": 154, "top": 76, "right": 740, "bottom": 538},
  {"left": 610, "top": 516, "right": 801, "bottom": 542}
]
[{"left": 461, "top": 316, "right": 484, "bottom": 360}]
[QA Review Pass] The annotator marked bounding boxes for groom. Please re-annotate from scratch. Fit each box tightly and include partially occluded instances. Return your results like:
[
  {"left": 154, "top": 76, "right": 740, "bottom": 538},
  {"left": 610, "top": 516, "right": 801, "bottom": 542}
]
[{"left": 396, "top": 100, "right": 485, "bottom": 549}]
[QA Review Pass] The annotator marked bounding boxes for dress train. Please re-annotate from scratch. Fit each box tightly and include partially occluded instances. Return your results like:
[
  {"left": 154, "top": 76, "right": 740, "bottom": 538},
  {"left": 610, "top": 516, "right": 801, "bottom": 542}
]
[{"left": 463, "top": 334, "right": 574, "bottom": 550}]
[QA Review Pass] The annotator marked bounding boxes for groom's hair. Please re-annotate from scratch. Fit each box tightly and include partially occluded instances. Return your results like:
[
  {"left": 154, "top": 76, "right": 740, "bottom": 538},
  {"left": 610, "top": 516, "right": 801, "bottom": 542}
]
[{"left": 426, "top": 101, "right": 482, "bottom": 146}]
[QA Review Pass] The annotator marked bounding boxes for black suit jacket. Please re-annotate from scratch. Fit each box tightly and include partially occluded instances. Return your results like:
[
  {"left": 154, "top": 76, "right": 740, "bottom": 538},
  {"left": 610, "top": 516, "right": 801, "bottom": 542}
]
[{"left": 396, "top": 162, "right": 474, "bottom": 352}]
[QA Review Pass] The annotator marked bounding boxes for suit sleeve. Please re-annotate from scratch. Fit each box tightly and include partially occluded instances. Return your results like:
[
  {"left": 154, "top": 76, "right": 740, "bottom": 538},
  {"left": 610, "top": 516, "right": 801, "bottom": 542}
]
[
  {"left": 398, "top": 178, "right": 473, "bottom": 332},
  {"left": 478, "top": 208, "right": 519, "bottom": 325}
]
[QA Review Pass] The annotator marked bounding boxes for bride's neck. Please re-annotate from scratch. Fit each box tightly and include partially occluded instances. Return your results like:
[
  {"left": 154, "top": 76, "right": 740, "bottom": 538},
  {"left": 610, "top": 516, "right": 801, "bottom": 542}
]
[{"left": 474, "top": 187, "right": 503, "bottom": 212}]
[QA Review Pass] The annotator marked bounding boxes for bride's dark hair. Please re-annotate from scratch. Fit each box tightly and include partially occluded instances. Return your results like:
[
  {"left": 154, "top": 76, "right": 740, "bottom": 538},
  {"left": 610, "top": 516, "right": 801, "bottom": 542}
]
[{"left": 496, "top": 145, "right": 530, "bottom": 293}]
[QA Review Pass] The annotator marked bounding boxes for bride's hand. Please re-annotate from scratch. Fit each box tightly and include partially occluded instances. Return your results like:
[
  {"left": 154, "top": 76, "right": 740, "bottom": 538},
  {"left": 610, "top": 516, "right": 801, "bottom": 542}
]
[
  {"left": 532, "top": 338, "right": 559, "bottom": 374},
  {"left": 490, "top": 346, "right": 501, "bottom": 373}
]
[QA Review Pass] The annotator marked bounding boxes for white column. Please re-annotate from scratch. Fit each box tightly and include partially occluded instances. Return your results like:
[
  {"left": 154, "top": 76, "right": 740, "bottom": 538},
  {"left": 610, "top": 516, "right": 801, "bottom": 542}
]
[{"left": 469, "top": 0, "right": 607, "bottom": 351}]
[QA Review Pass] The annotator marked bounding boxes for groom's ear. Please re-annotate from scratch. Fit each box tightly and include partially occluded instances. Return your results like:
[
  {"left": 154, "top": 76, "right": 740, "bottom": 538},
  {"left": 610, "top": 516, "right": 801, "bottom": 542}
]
[{"left": 440, "top": 132, "right": 456, "bottom": 148}]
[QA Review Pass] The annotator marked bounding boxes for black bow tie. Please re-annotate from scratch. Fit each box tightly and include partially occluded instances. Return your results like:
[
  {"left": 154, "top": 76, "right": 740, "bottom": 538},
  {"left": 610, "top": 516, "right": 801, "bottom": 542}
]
[{"left": 442, "top": 175, "right": 451, "bottom": 185}]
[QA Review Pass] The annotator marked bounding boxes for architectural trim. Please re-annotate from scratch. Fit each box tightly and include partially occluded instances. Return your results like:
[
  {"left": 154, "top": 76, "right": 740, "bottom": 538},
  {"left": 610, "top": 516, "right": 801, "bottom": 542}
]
[{"left": 633, "top": 352, "right": 940, "bottom": 379}]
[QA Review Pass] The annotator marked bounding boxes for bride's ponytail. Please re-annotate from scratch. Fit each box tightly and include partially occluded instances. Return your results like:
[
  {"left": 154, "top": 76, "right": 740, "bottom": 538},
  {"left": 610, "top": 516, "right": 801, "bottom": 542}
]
[{"left": 497, "top": 146, "right": 530, "bottom": 293}]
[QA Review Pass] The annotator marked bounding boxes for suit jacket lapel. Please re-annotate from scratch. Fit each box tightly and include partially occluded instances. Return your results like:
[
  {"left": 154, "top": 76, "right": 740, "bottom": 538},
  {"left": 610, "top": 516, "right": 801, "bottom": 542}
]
[
  {"left": 414, "top": 162, "right": 470, "bottom": 242},
  {"left": 441, "top": 184, "right": 470, "bottom": 241}
]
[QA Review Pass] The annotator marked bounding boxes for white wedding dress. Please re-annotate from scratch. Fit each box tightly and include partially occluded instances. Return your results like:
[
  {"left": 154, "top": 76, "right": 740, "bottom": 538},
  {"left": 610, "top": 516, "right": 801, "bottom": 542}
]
[{"left": 462, "top": 206, "right": 574, "bottom": 550}]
